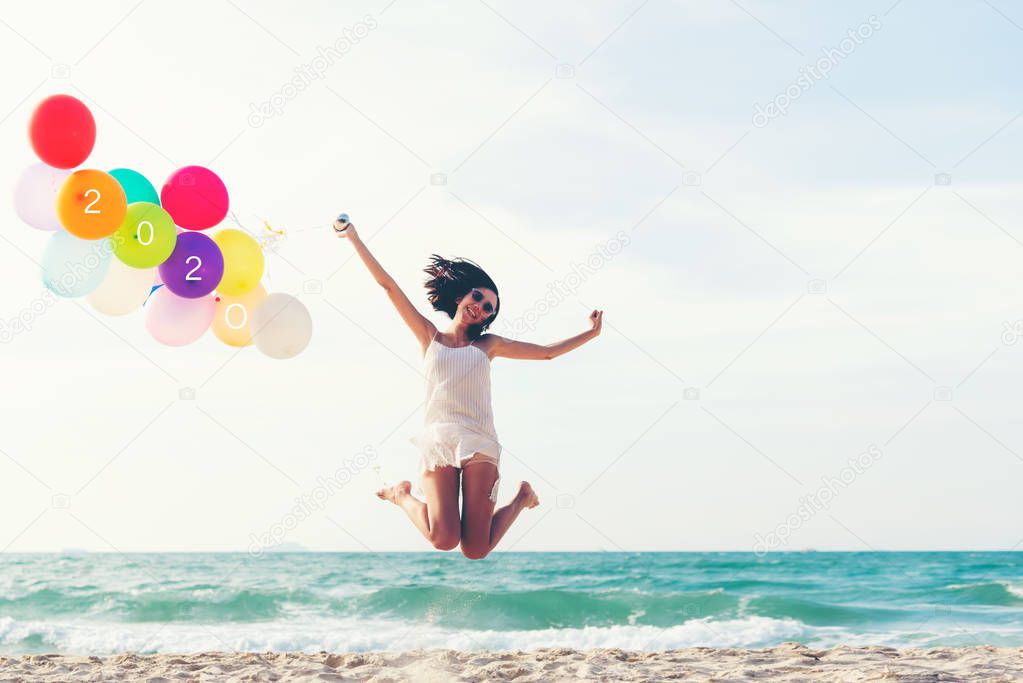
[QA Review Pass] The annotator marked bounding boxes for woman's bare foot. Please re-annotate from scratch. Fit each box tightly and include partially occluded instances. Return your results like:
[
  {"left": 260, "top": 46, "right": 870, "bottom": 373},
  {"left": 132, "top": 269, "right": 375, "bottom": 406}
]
[
  {"left": 376, "top": 481, "right": 411, "bottom": 505},
  {"left": 516, "top": 481, "right": 540, "bottom": 509}
]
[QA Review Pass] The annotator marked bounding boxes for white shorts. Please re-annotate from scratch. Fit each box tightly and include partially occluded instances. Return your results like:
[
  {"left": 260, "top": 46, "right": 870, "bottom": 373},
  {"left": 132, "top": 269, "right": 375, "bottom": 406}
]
[{"left": 409, "top": 423, "right": 502, "bottom": 502}]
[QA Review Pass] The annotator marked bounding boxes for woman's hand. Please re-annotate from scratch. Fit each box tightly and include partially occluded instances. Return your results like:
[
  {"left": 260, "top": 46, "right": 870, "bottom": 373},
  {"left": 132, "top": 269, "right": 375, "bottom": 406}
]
[
  {"left": 589, "top": 309, "right": 603, "bottom": 335},
  {"left": 334, "top": 219, "right": 359, "bottom": 240}
]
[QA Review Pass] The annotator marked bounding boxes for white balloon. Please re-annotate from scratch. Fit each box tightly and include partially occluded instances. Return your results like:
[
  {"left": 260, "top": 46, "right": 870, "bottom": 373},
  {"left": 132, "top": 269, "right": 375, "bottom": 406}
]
[
  {"left": 87, "top": 261, "right": 155, "bottom": 316},
  {"left": 14, "top": 163, "right": 70, "bottom": 230},
  {"left": 252, "top": 293, "right": 312, "bottom": 359}
]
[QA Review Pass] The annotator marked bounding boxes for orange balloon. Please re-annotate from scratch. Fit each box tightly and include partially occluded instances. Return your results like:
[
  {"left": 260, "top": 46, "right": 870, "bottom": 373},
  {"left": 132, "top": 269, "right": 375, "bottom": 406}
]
[{"left": 56, "top": 170, "right": 127, "bottom": 239}]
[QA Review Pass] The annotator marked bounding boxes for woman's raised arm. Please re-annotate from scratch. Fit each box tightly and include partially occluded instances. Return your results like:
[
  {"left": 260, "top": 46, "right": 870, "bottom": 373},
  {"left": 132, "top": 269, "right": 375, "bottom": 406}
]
[
  {"left": 335, "top": 219, "right": 436, "bottom": 350},
  {"left": 487, "top": 310, "right": 602, "bottom": 360}
]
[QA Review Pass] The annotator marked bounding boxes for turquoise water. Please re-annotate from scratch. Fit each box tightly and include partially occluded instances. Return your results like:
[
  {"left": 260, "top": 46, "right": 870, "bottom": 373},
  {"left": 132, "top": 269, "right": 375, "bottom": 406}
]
[{"left": 1, "top": 552, "right": 1022, "bottom": 654}]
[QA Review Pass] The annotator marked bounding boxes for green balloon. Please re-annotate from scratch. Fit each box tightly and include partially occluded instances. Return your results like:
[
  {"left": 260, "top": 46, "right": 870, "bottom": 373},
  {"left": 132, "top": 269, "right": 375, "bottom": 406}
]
[
  {"left": 109, "top": 168, "right": 160, "bottom": 204},
  {"left": 113, "top": 202, "right": 177, "bottom": 269}
]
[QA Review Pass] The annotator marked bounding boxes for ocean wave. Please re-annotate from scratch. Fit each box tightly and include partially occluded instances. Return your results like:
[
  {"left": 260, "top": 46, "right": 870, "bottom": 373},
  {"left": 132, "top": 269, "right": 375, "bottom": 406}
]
[
  {"left": 5, "top": 581, "right": 1013, "bottom": 630},
  {"left": 0, "top": 615, "right": 819, "bottom": 655},
  {"left": 341, "top": 586, "right": 739, "bottom": 629},
  {"left": 942, "top": 582, "right": 1023, "bottom": 606},
  {"left": 0, "top": 587, "right": 325, "bottom": 622},
  {"left": 0, "top": 584, "right": 741, "bottom": 629},
  {"left": 745, "top": 595, "right": 907, "bottom": 626},
  {"left": 8, "top": 613, "right": 1023, "bottom": 655}
]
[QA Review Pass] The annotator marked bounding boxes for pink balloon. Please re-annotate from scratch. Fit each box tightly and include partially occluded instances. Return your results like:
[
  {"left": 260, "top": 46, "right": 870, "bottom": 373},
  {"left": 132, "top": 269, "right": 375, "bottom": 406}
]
[
  {"left": 160, "top": 165, "right": 229, "bottom": 230},
  {"left": 144, "top": 287, "right": 215, "bottom": 346},
  {"left": 14, "top": 163, "right": 71, "bottom": 230}
]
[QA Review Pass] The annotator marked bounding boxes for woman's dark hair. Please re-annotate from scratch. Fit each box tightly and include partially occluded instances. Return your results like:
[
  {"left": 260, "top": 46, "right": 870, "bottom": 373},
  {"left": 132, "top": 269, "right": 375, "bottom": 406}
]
[{"left": 423, "top": 254, "right": 500, "bottom": 340}]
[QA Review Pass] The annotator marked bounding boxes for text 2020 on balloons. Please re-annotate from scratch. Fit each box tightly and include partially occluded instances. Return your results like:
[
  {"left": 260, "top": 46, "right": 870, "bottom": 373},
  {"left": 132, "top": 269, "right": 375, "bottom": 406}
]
[{"left": 15, "top": 94, "right": 311, "bottom": 358}]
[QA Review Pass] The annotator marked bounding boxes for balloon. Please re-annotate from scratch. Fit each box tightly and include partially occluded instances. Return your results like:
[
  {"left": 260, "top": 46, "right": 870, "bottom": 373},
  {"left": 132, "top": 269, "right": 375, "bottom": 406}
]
[
  {"left": 86, "top": 260, "right": 154, "bottom": 315},
  {"left": 160, "top": 165, "right": 229, "bottom": 230},
  {"left": 252, "top": 293, "right": 312, "bottom": 359},
  {"left": 57, "top": 169, "right": 127, "bottom": 239},
  {"left": 109, "top": 168, "right": 159, "bottom": 204},
  {"left": 158, "top": 231, "right": 223, "bottom": 298},
  {"left": 29, "top": 94, "right": 96, "bottom": 169},
  {"left": 144, "top": 287, "right": 215, "bottom": 346},
  {"left": 13, "top": 163, "right": 71, "bottom": 230},
  {"left": 41, "top": 231, "right": 112, "bottom": 298},
  {"left": 113, "top": 202, "right": 177, "bottom": 268},
  {"left": 213, "top": 228, "right": 264, "bottom": 295},
  {"left": 212, "top": 284, "right": 267, "bottom": 347}
]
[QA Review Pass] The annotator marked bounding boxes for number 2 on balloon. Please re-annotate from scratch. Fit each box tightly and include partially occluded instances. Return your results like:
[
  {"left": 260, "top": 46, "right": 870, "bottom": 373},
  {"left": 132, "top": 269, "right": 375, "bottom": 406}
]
[
  {"left": 185, "top": 255, "right": 202, "bottom": 281},
  {"left": 83, "top": 189, "right": 101, "bottom": 214}
]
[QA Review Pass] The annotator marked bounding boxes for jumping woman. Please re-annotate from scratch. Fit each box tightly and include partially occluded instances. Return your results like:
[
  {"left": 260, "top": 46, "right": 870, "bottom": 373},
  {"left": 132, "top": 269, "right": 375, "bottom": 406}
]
[{"left": 334, "top": 217, "right": 602, "bottom": 559}]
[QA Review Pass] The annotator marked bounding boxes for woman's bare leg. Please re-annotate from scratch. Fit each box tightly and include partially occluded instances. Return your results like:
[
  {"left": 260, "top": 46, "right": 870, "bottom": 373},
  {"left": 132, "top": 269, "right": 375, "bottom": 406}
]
[
  {"left": 377, "top": 467, "right": 461, "bottom": 550},
  {"left": 488, "top": 482, "right": 538, "bottom": 546},
  {"left": 459, "top": 458, "right": 539, "bottom": 560}
]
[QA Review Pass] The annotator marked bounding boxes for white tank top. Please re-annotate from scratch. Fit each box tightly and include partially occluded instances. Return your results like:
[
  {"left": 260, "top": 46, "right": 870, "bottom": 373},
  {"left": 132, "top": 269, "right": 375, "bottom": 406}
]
[{"left": 420, "top": 331, "right": 498, "bottom": 440}]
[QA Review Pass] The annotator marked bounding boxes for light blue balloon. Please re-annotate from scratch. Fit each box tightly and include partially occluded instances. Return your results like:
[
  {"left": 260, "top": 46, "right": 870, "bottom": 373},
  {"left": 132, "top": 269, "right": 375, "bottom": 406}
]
[
  {"left": 41, "top": 231, "right": 112, "bottom": 298},
  {"left": 109, "top": 168, "right": 160, "bottom": 205}
]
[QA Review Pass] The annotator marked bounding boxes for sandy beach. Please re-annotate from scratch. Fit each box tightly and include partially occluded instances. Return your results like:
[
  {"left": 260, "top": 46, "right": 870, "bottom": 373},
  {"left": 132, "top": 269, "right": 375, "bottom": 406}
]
[{"left": 1, "top": 644, "right": 1021, "bottom": 682}]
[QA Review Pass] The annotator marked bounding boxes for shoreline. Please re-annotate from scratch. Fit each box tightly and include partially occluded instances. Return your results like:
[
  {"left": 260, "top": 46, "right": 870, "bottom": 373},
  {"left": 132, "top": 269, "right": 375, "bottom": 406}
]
[{"left": 2, "top": 644, "right": 1021, "bottom": 681}]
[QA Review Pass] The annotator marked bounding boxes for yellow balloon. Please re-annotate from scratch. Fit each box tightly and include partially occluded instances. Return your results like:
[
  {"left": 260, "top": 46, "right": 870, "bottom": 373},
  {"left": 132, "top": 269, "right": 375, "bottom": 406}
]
[
  {"left": 212, "top": 284, "right": 267, "bottom": 347},
  {"left": 214, "top": 228, "right": 264, "bottom": 296}
]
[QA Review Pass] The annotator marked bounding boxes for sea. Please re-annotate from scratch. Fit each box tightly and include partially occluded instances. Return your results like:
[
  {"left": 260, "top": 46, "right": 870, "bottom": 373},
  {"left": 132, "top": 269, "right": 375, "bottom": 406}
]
[{"left": 1, "top": 552, "right": 1022, "bottom": 655}]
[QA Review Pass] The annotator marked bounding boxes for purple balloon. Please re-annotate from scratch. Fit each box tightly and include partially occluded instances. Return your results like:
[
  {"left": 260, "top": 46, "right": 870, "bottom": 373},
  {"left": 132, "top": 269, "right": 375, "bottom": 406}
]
[{"left": 158, "top": 231, "right": 224, "bottom": 299}]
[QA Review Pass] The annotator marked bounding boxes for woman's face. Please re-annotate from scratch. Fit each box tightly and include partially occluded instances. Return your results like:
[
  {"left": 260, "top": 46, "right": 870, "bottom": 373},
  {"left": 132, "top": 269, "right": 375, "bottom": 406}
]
[{"left": 458, "top": 287, "right": 498, "bottom": 325}]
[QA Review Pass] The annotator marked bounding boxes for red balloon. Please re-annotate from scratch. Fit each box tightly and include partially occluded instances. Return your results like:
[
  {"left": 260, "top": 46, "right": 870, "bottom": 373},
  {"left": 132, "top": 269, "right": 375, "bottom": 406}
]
[
  {"left": 29, "top": 95, "right": 96, "bottom": 169},
  {"left": 160, "top": 166, "right": 229, "bottom": 230}
]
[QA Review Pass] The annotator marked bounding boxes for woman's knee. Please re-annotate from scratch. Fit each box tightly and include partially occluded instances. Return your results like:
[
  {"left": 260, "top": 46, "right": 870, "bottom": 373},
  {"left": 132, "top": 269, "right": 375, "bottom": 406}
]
[
  {"left": 429, "top": 528, "right": 460, "bottom": 551},
  {"left": 460, "top": 542, "right": 490, "bottom": 560}
]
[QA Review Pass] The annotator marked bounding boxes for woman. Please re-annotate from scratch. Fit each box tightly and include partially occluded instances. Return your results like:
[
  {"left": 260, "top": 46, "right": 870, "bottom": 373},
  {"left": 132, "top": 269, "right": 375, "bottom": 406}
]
[{"left": 335, "top": 218, "right": 602, "bottom": 559}]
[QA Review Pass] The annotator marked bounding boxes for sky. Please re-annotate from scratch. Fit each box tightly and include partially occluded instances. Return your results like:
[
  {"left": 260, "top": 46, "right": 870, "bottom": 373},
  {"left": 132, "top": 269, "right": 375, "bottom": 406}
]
[{"left": 1, "top": 0, "right": 1022, "bottom": 552}]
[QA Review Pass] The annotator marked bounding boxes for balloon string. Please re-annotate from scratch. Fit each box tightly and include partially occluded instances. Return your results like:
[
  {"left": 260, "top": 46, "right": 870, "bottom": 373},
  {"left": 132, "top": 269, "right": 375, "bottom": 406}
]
[{"left": 227, "top": 211, "right": 325, "bottom": 236}]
